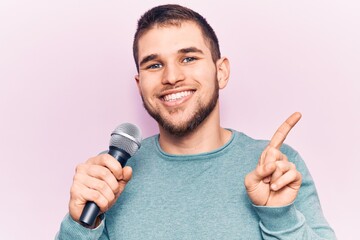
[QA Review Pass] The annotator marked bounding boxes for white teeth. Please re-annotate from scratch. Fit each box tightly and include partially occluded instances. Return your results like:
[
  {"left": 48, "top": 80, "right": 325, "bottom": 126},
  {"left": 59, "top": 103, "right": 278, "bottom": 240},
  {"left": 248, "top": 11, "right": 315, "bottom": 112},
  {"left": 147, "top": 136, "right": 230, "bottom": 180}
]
[{"left": 163, "top": 91, "right": 193, "bottom": 102}]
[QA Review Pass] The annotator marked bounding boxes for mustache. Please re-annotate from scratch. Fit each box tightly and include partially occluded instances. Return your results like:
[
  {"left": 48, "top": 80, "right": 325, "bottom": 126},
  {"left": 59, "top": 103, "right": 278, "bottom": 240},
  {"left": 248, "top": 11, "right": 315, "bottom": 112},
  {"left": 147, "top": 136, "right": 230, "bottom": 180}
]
[
  {"left": 157, "top": 84, "right": 196, "bottom": 98},
  {"left": 159, "top": 84, "right": 187, "bottom": 92}
]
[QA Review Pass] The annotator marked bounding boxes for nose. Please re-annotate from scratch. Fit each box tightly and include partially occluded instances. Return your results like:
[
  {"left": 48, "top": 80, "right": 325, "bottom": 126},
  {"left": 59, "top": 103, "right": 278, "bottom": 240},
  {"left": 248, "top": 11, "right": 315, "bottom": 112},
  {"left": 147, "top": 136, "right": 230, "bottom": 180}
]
[{"left": 161, "top": 63, "right": 185, "bottom": 85}]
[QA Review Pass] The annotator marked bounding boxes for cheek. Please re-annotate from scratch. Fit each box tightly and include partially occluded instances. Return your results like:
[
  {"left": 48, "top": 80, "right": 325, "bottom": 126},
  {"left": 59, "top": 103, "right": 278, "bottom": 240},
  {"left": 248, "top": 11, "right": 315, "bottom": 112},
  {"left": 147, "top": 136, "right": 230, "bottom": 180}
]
[
  {"left": 137, "top": 80, "right": 160, "bottom": 106},
  {"left": 138, "top": 72, "right": 163, "bottom": 93},
  {"left": 186, "top": 61, "right": 216, "bottom": 80},
  {"left": 188, "top": 67, "right": 217, "bottom": 90},
  {"left": 137, "top": 76, "right": 153, "bottom": 94}
]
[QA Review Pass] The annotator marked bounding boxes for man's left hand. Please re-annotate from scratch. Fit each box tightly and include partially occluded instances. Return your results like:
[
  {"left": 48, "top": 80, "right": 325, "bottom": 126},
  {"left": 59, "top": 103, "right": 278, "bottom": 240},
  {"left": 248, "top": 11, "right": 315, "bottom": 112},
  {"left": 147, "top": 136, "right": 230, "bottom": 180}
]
[{"left": 244, "top": 112, "right": 303, "bottom": 206}]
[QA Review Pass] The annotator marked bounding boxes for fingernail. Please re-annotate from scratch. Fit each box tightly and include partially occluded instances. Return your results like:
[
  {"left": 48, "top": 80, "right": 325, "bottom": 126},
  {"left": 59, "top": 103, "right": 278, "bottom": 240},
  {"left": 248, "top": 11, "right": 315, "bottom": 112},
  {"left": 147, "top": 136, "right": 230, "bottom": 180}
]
[
  {"left": 271, "top": 184, "right": 277, "bottom": 190},
  {"left": 263, "top": 177, "right": 271, "bottom": 183}
]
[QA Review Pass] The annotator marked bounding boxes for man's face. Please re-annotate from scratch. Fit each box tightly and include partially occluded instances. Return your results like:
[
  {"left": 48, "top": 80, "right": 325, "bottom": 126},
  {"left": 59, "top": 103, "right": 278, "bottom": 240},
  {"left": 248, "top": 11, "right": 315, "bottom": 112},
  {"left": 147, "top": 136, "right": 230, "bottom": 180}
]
[{"left": 135, "top": 21, "right": 221, "bottom": 136}]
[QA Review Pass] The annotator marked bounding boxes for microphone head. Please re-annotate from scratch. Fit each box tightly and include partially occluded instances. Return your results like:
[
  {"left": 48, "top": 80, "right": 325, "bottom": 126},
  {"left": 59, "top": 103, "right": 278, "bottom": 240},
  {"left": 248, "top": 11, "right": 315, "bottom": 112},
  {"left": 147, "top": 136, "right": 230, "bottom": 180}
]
[{"left": 110, "top": 123, "right": 142, "bottom": 156}]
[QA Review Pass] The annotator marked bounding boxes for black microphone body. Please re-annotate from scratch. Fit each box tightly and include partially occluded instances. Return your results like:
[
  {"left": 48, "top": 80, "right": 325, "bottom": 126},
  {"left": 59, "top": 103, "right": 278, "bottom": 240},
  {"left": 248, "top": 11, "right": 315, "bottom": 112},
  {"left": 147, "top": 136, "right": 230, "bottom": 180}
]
[{"left": 79, "top": 124, "right": 141, "bottom": 227}]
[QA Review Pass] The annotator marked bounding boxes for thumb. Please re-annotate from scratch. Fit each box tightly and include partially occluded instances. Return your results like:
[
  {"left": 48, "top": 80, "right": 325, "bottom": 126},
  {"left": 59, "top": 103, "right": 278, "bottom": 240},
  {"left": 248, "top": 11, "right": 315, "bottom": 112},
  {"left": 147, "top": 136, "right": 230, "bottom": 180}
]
[
  {"left": 121, "top": 166, "right": 133, "bottom": 183},
  {"left": 115, "top": 166, "right": 132, "bottom": 198},
  {"left": 245, "top": 162, "right": 276, "bottom": 191}
]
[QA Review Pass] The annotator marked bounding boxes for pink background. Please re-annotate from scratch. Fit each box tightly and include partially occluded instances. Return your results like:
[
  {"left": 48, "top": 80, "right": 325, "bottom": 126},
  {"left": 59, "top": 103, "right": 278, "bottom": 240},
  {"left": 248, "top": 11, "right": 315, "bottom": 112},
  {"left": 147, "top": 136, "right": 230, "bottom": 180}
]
[{"left": 1, "top": 1, "right": 359, "bottom": 239}]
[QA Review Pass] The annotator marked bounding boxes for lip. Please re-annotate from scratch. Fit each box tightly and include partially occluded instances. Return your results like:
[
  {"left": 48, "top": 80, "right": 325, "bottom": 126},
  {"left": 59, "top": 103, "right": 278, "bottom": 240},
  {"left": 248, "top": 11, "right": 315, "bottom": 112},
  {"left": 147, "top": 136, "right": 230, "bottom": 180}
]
[{"left": 158, "top": 88, "right": 196, "bottom": 107}]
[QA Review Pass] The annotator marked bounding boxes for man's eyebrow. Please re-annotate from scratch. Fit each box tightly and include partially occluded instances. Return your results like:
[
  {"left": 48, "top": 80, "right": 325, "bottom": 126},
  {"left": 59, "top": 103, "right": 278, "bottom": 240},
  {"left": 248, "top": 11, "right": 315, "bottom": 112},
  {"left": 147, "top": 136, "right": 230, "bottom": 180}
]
[
  {"left": 139, "top": 54, "right": 159, "bottom": 67},
  {"left": 139, "top": 47, "right": 203, "bottom": 67},
  {"left": 178, "top": 47, "right": 204, "bottom": 54}
]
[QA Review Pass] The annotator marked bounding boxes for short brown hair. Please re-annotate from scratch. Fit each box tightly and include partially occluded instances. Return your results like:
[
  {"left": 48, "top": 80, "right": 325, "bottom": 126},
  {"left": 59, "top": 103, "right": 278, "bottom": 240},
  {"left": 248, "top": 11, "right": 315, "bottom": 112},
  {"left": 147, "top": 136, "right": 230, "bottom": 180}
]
[{"left": 133, "top": 4, "right": 221, "bottom": 72}]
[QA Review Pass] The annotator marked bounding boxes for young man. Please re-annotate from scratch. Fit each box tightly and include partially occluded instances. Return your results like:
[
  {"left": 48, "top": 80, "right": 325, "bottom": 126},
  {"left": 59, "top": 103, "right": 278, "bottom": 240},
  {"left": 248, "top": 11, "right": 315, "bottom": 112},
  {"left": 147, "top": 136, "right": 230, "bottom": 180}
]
[{"left": 57, "top": 4, "right": 336, "bottom": 239}]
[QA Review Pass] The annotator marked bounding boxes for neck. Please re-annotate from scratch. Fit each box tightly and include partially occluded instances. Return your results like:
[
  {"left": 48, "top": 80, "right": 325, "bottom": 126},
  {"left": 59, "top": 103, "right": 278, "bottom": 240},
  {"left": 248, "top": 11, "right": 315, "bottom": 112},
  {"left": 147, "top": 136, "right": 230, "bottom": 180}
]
[{"left": 158, "top": 103, "right": 231, "bottom": 155}]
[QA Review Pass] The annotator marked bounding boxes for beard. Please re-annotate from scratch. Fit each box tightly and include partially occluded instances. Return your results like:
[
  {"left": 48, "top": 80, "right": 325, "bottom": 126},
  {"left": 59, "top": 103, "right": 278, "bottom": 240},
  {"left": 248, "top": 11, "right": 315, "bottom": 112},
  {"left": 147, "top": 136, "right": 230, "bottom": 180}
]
[{"left": 141, "top": 78, "right": 219, "bottom": 137}]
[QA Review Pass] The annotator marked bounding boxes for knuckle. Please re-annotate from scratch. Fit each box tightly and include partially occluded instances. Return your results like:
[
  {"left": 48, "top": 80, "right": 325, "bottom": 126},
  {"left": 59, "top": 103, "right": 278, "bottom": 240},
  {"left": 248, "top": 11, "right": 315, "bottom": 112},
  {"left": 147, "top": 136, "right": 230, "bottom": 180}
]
[
  {"left": 110, "top": 182, "right": 119, "bottom": 193},
  {"left": 101, "top": 153, "right": 111, "bottom": 160},
  {"left": 268, "top": 147, "right": 277, "bottom": 155},
  {"left": 86, "top": 156, "right": 97, "bottom": 163},
  {"left": 96, "top": 167, "right": 111, "bottom": 180},
  {"left": 69, "top": 186, "right": 78, "bottom": 198},
  {"left": 102, "top": 153, "right": 115, "bottom": 163},
  {"left": 114, "top": 168, "right": 123, "bottom": 181},
  {"left": 109, "top": 189, "right": 116, "bottom": 199},
  {"left": 289, "top": 169, "right": 297, "bottom": 178},
  {"left": 114, "top": 164, "right": 123, "bottom": 175},
  {"left": 266, "top": 147, "right": 278, "bottom": 159},
  {"left": 72, "top": 172, "right": 82, "bottom": 182},
  {"left": 297, "top": 171, "right": 302, "bottom": 181},
  {"left": 95, "top": 181, "right": 107, "bottom": 192},
  {"left": 122, "top": 172, "right": 131, "bottom": 183},
  {"left": 276, "top": 161, "right": 288, "bottom": 172},
  {"left": 75, "top": 163, "right": 86, "bottom": 173},
  {"left": 99, "top": 168, "right": 109, "bottom": 178},
  {"left": 275, "top": 161, "right": 282, "bottom": 168},
  {"left": 97, "top": 197, "right": 109, "bottom": 211},
  {"left": 289, "top": 162, "right": 296, "bottom": 169},
  {"left": 97, "top": 154, "right": 108, "bottom": 163},
  {"left": 288, "top": 168, "right": 300, "bottom": 180},
  {"left": 91, "top": 191, "right": 102, "bottom": 201}
]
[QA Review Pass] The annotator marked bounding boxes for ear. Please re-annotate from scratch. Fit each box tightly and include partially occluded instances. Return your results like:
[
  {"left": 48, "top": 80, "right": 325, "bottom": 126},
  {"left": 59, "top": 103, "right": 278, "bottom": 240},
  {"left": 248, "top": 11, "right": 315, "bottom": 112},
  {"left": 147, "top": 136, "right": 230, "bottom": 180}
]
[
  {"left": 216, "top": 57, "right": 230, "bottom": 89},
  {"left": 134, "top": 74, "right": 142, "bottom": 95}
]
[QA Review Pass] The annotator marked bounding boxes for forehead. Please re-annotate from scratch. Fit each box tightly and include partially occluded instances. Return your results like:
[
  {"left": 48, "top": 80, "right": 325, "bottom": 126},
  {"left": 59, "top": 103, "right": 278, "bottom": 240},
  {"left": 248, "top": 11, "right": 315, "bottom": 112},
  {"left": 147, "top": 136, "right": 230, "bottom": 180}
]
[{"left": 137, "top": 21, "right": 211, "bottom": 58}]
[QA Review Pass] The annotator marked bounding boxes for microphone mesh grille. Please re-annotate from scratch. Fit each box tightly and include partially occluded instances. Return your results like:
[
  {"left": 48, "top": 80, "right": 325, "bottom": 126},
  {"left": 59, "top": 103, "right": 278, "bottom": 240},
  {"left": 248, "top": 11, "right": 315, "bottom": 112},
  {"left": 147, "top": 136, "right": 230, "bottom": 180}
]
[{"left": 109, "top": 123, "right": 142, "bottom": 156}]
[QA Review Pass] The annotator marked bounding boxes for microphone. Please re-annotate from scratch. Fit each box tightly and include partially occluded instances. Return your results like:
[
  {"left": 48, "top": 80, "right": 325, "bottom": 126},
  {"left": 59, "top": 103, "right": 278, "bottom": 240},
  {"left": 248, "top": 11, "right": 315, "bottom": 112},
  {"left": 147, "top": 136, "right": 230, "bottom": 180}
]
[{"left": 79, "top": 123, "right": 142, "bottom": 227}]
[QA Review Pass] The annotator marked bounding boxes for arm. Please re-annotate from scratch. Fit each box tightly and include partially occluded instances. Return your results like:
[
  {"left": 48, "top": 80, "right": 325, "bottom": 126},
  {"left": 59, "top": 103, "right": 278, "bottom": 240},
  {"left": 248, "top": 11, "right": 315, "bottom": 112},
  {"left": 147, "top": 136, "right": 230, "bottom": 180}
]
[
  {"left": 253, "top": 150, "right": 336, "bottom": 239},
  {"left": 55, "top": 154, "right": 132, "bottom": 240},
  {"left": 245, "top": 113, "right": 336, "bottom": 239},
  {"left": 55, "top": 213, "right": 108, "bottom": 240}
]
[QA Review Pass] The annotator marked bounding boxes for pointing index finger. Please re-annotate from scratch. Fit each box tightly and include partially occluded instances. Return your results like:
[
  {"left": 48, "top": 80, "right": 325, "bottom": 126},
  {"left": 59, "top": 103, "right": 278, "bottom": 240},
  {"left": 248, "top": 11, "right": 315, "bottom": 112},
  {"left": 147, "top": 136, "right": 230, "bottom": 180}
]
[{"left": 269, "top": 112, "right": 302, "bottom": 149}]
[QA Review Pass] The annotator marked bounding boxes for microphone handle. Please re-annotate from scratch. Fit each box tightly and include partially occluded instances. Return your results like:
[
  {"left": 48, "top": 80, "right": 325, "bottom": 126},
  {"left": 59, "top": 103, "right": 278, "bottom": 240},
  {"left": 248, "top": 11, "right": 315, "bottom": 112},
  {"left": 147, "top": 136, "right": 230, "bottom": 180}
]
[{"left": 79, "top": 147, "right": 131, "bottom": 227}]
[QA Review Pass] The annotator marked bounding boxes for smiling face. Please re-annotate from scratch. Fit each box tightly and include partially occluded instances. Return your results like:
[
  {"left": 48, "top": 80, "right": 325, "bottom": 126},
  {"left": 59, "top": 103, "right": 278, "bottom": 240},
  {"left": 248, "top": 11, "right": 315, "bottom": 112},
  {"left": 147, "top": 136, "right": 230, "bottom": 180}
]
[{"left": 135, "top": 21, "right": 228, "bottom": 137}]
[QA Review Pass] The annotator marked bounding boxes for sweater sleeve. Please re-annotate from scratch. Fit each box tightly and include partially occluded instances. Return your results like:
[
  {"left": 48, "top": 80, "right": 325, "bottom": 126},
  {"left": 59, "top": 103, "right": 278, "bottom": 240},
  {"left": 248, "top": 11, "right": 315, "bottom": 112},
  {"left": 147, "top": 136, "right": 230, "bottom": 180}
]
[
  {"left": 253, "top": 147, "right": 336, "bottom": 239},
  {"left": 55, "top": 213, "right": 109, "bottom": 240}
]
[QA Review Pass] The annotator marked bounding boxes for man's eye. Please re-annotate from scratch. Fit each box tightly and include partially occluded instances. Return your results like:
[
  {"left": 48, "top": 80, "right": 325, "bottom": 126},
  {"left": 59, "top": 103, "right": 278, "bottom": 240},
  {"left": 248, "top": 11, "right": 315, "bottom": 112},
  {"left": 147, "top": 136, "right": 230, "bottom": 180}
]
[
  {"left": 147, "top": 63, "right": 162, "bottom": 69},
  {"left": 183, "top": 57, "right": 196, "bottom": 63}
]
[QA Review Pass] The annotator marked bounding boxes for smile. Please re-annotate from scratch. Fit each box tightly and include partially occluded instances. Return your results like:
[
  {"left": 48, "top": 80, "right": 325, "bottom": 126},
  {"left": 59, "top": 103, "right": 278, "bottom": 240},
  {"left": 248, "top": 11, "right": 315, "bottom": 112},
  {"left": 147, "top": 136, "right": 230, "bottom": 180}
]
[{"left": 162, "top": 90, "right": 194, "bottom": 102}]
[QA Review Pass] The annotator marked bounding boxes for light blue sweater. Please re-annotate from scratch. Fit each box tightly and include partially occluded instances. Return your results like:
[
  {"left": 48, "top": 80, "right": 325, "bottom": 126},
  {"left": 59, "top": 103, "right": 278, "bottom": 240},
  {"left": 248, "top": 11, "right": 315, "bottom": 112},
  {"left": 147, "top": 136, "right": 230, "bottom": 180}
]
[{"left": 56, "top": 130, "right": 336, "bottom": 239}]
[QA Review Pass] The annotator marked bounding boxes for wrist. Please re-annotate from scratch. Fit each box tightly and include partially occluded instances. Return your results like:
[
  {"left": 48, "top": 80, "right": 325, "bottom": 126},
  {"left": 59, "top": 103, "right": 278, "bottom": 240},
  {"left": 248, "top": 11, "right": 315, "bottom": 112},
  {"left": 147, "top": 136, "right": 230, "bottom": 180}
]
[
  {"left": 80, "top": 213, "right": 104, "bottom": 229},
  {"left": 253, "top": 202, "right": 304, "bottom": 231}
]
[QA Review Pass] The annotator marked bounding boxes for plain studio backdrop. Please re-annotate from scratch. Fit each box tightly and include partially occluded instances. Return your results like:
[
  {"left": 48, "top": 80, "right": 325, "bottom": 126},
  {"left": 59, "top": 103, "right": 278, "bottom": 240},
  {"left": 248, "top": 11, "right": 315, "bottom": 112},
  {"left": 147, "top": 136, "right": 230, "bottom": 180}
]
[{"left": 0, "top": 0, "right": 359, "bottom": 239}]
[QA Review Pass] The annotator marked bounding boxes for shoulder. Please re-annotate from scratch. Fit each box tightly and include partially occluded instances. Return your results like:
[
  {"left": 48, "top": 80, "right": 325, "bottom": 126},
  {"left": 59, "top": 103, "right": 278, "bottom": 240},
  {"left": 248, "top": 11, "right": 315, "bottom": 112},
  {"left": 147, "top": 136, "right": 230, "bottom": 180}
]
[
  {"left": 139, "top": 134, "right": 158, "bottom": 147},
  {"left": 130, "top": 134, "right": 159, "bottom": 158},
  {"left": 230, "top": 129, "right": 303, "bottom": 163},
  {"left": 230, "top": 130, "right": 268, "bottom": 151}
]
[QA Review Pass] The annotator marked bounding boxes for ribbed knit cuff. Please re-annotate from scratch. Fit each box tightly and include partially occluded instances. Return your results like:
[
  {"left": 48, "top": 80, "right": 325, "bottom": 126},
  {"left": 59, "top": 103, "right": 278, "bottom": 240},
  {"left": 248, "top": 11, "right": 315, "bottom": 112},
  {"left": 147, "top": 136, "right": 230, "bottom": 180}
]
[
  {"left": 56, "top": 213, "right": 105, "bottom": 240},
  {"left": 253, "top": 203, "right": 305, "bottom": 232}
]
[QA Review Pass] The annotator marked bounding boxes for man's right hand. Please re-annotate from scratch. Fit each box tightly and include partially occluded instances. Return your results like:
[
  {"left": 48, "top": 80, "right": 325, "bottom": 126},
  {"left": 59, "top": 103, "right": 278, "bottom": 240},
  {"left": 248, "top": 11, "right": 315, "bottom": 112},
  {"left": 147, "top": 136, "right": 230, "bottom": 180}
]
[{"left": 69, "top": 154, "right": 132, "bottom": 224}]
